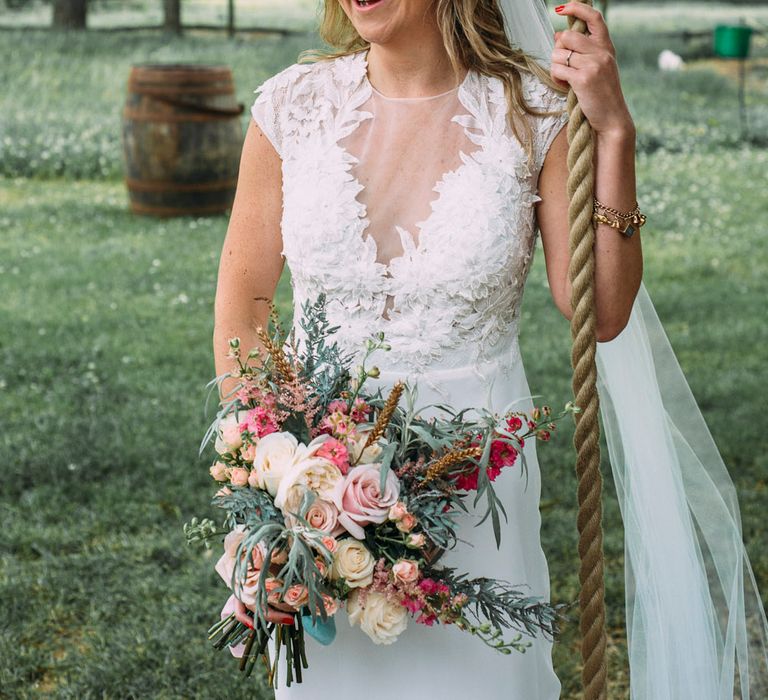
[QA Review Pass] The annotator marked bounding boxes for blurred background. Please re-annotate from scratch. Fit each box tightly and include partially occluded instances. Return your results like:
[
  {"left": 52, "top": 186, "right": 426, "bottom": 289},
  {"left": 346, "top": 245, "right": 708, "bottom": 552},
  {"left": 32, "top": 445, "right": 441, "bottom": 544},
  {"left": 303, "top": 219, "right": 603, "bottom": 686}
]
[{"left": 1, "top": 0, "right": 766, "bottom": 697}]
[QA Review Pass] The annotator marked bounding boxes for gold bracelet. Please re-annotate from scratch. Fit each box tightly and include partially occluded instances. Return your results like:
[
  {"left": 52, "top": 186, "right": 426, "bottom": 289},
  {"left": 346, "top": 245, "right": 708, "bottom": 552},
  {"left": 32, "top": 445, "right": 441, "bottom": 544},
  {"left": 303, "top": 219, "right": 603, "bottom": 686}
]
[{"left": 592, "top": 197, "right": 647, "bottom": 238}]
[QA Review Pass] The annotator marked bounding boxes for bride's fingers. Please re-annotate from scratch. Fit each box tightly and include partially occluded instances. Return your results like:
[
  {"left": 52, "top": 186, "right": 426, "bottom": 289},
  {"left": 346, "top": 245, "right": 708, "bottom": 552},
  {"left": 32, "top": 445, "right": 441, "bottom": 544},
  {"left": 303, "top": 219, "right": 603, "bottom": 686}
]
[
  {"left": 233, "top": 597, "right": 254, "bottom": 628},
  {"left": 266, "top": 607, "right": 296, "bottom": 625}
]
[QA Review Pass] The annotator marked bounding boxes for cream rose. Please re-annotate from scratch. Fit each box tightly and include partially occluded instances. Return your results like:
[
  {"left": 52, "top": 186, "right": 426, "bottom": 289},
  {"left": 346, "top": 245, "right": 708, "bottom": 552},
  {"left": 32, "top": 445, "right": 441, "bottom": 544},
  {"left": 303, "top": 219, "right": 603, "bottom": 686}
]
[
  {"left": 251, "top": 431, "right": 299, "bottom": 496},
  {"left": 334, "top": 463, "right": 400, "bottom": 539},
  {"left": 348, "top": 430, "right": 385, "bottom": 465},
  {"left": 274, "top": 455, "right": 343, "bottom": 512},
  {"left": 330, "top": 539, "right": 375, "bottom": 588},
  {"left": 347, "top": 589, "right": 408, "bottom": 645}
]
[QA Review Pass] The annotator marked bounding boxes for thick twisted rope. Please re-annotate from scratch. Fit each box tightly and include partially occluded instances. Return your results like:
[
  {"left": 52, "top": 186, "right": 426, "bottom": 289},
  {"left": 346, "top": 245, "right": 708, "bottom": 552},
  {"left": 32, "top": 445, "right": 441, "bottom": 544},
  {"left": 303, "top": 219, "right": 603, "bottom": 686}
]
[{"left": 564, "top": 2, "right": 608, "bottom": 698}]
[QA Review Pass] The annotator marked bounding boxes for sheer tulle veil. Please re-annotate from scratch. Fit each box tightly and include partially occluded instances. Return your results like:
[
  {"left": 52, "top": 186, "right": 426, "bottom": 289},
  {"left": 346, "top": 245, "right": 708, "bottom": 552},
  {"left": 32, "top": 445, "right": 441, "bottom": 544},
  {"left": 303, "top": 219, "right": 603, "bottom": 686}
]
[{"left": 497, "top": 0, "right": 768, "bottom": 697}]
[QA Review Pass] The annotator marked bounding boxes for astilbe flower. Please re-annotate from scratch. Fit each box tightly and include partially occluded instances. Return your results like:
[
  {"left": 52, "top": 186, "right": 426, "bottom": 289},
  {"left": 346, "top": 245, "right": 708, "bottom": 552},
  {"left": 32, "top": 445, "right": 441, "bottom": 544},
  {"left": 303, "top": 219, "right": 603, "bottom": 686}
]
[{"left": 273, "top": 374, "right": 322, "bottom": 433}]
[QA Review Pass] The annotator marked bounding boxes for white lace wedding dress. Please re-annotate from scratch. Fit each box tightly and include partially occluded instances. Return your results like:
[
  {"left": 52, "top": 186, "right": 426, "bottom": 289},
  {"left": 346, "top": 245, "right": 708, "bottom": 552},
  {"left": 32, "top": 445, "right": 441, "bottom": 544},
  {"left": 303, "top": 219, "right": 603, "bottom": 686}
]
[{"left": 250, "top": 47, "right": 569, "bottom": 700}]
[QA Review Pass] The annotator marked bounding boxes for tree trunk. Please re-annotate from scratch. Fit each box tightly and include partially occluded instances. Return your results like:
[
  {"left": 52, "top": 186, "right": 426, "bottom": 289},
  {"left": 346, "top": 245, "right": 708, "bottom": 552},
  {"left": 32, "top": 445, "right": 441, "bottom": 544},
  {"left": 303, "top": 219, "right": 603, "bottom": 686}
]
[
  {"left": 163, "top": 0, "right": 182, "bottom": 35},
  {"left": 52, "top": 0, "right": 87, "bottom": 29}
]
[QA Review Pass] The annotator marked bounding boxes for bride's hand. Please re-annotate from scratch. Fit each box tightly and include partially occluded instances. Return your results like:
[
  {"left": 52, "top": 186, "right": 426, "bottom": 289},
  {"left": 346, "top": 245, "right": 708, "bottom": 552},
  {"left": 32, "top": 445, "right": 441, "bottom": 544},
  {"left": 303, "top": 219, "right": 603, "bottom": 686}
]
[
  {"left": 232, "top": 596, "right": 296, "bottom": 628},
  {"left": 550, "top": 2, "right": 634, "bottom": 138}
]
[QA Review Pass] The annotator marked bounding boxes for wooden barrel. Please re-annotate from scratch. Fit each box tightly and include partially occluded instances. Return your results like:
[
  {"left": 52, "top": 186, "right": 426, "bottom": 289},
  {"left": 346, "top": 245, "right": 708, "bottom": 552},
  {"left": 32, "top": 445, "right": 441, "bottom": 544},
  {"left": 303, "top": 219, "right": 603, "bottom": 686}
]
[{"left": 121, "top": 63, "right": 245, "bottom": 217}]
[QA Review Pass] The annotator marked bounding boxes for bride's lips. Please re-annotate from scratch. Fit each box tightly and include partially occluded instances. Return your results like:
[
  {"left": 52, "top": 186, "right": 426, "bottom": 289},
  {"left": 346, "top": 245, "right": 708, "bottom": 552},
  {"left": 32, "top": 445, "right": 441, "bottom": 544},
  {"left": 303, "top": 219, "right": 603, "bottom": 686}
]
[{"left": 353, "top": 0, "right": 386, "bottom": 12}]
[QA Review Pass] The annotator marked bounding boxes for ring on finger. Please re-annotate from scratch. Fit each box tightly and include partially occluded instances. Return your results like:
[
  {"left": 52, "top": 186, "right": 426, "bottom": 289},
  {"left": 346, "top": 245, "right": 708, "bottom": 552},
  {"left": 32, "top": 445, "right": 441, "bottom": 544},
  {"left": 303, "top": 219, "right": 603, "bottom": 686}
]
[{"left": 565, "top": 49, "right": 574, "bottom": 67}]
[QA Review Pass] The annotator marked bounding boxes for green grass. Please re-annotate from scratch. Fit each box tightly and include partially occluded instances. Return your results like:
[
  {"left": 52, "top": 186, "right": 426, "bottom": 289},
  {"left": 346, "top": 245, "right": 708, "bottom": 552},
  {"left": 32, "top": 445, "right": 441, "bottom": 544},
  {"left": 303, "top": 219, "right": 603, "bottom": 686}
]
[{"left": 1, "top": 6, "right": 768, "bottom": 698}]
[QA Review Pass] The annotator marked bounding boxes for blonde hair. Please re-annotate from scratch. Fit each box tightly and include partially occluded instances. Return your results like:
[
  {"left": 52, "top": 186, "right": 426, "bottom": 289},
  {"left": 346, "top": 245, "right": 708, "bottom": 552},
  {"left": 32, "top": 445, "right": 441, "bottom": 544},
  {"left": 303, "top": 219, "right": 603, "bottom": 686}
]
[{"left": 298, "top": 0, "right": 568, "bottom": 164}]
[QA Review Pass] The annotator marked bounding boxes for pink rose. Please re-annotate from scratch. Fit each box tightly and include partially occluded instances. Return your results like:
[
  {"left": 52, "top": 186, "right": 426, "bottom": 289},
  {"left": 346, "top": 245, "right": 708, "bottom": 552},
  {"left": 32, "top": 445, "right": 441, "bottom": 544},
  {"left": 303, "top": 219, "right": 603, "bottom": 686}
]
[
  {"left": 215, "top": 486, "right": 232, "bottom": 498},
  {"left": 230, "top": 467, "right": 250, "bottom": 487},
  {"left": 305, "top": 499, "right": 341, "bottom": 534},
  {"left": 283, "top": 584, "right": 310, "bottom": 609},
  {"left": 392, "top": 559, "right": 420, "bottom": 584},
  {"left": 333, "top": 463, "right": 401, "bottom": 539},
  {"left": 209, "top": 461, "right": 229, "bottom": 481},
  {"left": 247, "top": 469, "right": 260, "bottom": 489},
  {"left": 395, "top": 513, "right": 417, "bottom": 533}
]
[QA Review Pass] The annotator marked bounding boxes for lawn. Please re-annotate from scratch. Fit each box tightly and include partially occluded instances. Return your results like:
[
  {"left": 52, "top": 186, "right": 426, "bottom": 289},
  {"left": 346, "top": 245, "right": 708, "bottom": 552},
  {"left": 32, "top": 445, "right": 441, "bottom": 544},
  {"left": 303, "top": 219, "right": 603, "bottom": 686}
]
[{"left": 1, "top": 4, "right": 767, "bottom": 698}]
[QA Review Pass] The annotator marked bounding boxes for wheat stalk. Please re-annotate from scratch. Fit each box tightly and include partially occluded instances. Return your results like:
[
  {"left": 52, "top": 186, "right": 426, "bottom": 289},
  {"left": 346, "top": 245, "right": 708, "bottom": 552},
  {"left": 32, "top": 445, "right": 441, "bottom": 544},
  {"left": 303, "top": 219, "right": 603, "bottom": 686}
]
[
  {"left": 423, "top": 446, "right": 483, "bottom": 484},
  {"left": 363, "top": 381, "right": 404, "bottom": 449}
]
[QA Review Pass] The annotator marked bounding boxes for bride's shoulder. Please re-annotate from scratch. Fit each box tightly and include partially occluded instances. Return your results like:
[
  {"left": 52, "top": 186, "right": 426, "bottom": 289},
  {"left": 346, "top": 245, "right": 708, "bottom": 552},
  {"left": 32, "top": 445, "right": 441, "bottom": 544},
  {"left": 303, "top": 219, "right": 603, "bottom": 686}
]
[{"left": 252, "top": 51, "right": 364, "bottom": 103}]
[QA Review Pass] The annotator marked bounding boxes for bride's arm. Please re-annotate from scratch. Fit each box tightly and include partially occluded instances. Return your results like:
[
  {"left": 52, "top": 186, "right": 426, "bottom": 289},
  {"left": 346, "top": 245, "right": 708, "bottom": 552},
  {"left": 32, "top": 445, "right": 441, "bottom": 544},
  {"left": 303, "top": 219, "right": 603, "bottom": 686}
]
[
  {"left": 534, "top": 1, "right": 643, "bottom": 343},
  {"left": 213, "top": 118, "right": 285, "bottom": 403},
  {"left": 535, "top": 122, "right": 642, "bottom": 342}
]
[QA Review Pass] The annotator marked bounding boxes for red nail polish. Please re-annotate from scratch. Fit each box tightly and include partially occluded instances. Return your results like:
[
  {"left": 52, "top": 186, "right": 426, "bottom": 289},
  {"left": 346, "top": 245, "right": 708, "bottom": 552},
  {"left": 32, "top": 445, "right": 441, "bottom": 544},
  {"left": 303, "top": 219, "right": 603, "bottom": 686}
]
[{"left": 555, "top": 4, "right": 565, "bottom": 12}]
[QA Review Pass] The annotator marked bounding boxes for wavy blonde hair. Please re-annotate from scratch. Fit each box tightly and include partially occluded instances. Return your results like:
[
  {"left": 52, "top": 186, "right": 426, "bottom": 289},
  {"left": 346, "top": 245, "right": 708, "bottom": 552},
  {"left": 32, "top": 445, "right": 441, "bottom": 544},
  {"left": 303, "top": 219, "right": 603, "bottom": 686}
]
[{"left": 298, "top": 0, "right": 568, "bottom": 164}]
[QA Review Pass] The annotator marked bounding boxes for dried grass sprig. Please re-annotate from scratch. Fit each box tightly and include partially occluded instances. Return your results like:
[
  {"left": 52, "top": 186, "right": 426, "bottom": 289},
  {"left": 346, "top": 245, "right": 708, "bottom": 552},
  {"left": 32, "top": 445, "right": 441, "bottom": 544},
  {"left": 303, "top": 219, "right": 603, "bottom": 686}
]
[
  {"left": 363, "top": 381, "right": 404, "bottom": 449},
  {"left": 256, "top": 325, "right": 296, "bottom": 383},
  {"left": 423, "top": 446, "right": 483, "bottom": 485}
]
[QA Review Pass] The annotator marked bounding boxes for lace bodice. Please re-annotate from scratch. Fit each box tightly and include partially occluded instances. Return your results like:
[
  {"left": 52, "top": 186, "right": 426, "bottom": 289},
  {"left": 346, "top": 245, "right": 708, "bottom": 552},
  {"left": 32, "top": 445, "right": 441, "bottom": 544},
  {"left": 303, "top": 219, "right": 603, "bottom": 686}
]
[{"left": 250, "top": 49, "right": 568, "bottom": 381}]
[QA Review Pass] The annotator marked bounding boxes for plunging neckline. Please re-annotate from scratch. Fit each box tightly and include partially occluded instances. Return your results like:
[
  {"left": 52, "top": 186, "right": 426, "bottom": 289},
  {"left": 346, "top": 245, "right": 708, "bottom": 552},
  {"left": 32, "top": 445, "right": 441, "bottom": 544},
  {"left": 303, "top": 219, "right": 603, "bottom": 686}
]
[{"left": 340, "top": 50, "right": 481, "bottom": 319}]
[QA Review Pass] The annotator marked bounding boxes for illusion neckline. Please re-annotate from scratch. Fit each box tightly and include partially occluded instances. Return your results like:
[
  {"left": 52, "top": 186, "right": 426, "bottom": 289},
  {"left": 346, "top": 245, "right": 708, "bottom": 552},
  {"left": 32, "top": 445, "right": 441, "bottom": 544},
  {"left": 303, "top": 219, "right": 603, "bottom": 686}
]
[{"left": 360, "top": 48, "right": 471, "bottom": 102}]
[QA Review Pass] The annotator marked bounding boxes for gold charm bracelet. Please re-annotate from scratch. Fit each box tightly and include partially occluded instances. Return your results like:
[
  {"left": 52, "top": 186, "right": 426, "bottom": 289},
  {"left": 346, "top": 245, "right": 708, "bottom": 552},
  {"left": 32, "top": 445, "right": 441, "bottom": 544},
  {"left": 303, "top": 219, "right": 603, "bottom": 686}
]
[{"left": 592, "top": 197, "right": 647, "bottom": 238}]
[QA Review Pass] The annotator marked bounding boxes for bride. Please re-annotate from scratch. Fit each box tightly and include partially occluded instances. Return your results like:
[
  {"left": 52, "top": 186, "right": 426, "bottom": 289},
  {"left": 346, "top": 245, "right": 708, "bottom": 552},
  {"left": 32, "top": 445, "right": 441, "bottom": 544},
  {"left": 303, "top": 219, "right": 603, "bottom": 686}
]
[{"left": 212, "top": 0, "right": 768, "bottom": 698}]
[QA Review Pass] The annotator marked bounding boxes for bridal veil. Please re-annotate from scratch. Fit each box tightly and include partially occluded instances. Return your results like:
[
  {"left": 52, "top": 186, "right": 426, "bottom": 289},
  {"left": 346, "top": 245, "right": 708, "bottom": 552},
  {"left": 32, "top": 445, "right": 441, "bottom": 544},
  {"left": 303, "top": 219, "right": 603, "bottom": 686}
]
[{"left": 497, "top": 0, "right": 768, "bottom": 696}]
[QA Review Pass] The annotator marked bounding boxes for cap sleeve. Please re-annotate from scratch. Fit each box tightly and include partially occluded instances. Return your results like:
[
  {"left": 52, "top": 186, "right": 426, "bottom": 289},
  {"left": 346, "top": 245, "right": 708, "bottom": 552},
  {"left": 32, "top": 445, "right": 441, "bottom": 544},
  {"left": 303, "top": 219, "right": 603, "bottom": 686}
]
[
  {"left": 250, "top": 63, "right": 313, "bottom": 160},
  {"left": 250, "top": 73, "right": 287, "bottom": 158},
  {"left": 522, "top": 71, "right": 569, "bottom": 174}
]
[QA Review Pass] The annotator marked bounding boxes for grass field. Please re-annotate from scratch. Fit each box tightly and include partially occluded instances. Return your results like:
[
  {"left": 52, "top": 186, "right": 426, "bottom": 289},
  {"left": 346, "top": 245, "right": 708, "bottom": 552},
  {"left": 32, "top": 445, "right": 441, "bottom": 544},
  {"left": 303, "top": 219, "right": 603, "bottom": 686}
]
[{"left": 1, "top": 4, "right": 767, "bottom": 698}]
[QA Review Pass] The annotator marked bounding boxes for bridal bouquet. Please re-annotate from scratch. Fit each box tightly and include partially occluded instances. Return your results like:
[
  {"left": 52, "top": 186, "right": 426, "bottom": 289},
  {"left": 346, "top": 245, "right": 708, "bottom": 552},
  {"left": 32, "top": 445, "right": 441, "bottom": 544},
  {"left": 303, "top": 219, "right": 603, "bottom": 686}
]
[{"left": 185, "top": 294, "right": 574, "bottom": 688}]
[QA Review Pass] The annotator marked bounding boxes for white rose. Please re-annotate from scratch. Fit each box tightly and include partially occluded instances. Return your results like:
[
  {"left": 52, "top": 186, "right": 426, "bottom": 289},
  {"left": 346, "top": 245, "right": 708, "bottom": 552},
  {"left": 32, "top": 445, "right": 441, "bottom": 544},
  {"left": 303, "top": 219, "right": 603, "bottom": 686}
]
[
  {"left": 347, "top": 590, "right": 408, "bottom": 645},
  {"left": 251, "top": 431, "right": 299, "bottom": 496},
  {"left": 274, "top": 455, "right": 343, "bottom": 511},
  {"left": 348, "top": 430, "right": 384, "bottom": 465},
  {"left": 330, "top": 539, "right": 375, "bottom": 588},
  {"left": 214, "top": 412, "right": 243, "bottom": 455}
]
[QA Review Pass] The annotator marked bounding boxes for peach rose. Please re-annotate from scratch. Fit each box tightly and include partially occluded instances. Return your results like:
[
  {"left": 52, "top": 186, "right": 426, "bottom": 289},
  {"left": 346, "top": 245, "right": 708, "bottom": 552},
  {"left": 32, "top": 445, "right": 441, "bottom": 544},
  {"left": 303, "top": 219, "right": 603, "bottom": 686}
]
[
  {"left": 395, "top": 513, "right": 417, "bottom": 533},
  {"left": 215, "top": 413, "right": 243, "bottom": 455},
  {"left": 229, "top": 467, "right": 250, "bottom": 487},
  {"left": 239, "top": 441, "right": 258, "bottom": 462},
  {"left": 209, "top": 461, "right": 229, "bottom": 481},
  {"left": 283, "top": 584, "right": 310, "bottom": 609},
  {"left": 333, "top": 463, "right": 401, "bottom": 539},
  {"left": 405, "top": 532, "right": 426, "bottom": 549},
  {"left": 392, "top": 559, "right": 420, "bottom": 584},
  {"left": 388, "top": 501, "right": 409, "bottom": 521},
  {"left": 320, "top": 535, "right": 338, "bottom": 553}
]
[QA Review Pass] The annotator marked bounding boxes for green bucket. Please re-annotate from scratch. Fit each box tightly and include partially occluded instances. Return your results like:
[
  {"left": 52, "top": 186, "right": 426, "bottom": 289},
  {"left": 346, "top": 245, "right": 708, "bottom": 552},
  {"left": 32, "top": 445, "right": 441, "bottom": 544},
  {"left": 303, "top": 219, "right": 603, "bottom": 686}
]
[{"left": 713, "top": 24, "right": 753, "bottom": 59}]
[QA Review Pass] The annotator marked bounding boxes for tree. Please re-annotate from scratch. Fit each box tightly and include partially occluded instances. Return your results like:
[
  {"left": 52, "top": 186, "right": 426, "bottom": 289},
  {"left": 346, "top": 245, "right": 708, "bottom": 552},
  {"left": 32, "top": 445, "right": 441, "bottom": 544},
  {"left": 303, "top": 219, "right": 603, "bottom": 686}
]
[
  {"left": 52, "top": 0, "right": 87, "bottom": 29},
  {"left": 163, "top": 0, "right": 182, "bottom": 35}
]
